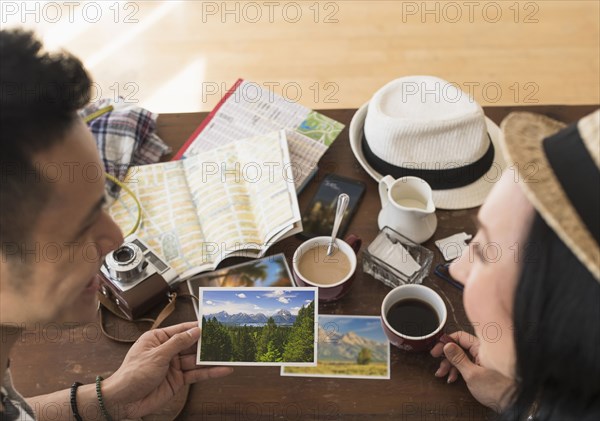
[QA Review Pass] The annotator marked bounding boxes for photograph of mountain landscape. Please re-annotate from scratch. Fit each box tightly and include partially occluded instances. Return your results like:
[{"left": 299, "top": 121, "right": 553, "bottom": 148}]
[
  {"left": 196, "top": 287, "right": 318, "bottom": 366},
  {"left": 281, "top": 315, "right": 390, "bottom": 379}
]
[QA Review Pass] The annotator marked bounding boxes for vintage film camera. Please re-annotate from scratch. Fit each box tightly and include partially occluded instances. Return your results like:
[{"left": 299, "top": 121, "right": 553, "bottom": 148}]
[{"left": 99, "top": 237, "right": 179, "bottom": 320}]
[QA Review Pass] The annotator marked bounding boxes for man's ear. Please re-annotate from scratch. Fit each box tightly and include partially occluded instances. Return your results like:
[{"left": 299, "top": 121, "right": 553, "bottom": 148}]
[{"left": 0, "top": 244, "right": 36, "bottom": 291}]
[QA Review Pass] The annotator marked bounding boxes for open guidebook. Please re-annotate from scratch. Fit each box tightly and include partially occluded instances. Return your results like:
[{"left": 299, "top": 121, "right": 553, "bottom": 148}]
[{"left": 109, "top": 130, "right": 302, "bottom": 280}]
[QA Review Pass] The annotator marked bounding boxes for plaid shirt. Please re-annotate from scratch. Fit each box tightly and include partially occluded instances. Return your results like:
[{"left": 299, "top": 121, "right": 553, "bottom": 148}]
[
  {"left": 79, "top": 98, "right": 171, "bottom": 188},
  {"left": 1, "top": 369, "right": 35, "bottom": 421}
]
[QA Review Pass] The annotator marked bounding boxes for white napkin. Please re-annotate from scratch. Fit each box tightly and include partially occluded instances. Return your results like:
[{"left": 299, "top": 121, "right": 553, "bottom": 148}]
[
  {"left": 435, "top": 232, "right": 472, "bottom": 261},
  {"left": 368, "top": 234, "right": 421, "bottom": 277}
]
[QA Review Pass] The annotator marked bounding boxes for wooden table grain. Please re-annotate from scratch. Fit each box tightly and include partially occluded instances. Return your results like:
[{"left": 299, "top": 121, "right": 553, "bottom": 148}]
[{"left": 9, "top": 105, "right": 598, "bottom": 420}]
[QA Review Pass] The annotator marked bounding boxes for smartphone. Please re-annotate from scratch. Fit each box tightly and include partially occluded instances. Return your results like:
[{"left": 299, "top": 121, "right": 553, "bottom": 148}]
[{"left": 300, "top": 174, "right": 366, "bottom": 239}]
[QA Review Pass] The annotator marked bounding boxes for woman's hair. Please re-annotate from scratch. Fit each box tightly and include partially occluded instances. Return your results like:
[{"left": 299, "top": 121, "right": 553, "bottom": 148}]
[{"left": 501, "top": 212, "right": 600, "bottom": 420}]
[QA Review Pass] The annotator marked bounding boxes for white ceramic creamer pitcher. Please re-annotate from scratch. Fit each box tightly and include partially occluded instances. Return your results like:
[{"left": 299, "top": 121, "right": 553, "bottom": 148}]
[{"left": 377, "top": 176, "right": 437, "bottom": 244}]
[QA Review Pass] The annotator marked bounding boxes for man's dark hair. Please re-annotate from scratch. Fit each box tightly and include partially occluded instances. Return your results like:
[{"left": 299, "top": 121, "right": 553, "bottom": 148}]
[
  {"left": 0, "top": 29, "right": 91, "bottom": 259},
  {"left": 500, "top": 213, "right": 600, "bottom": 420}
]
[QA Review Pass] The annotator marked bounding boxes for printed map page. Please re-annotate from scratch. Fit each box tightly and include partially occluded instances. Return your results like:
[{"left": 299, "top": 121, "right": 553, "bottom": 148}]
[
  {"left": 184, "top": 131, "right": 301, "bottom": 257},
  {"left": 235, "top": 131, "right": 300, "bottom": 244},
  {"left": 109, "top": 161, "right": 208, "bottom": 278}
]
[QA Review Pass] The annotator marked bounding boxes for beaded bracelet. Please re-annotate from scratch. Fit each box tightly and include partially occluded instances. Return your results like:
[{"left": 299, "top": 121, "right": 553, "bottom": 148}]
[
  {"left": 95, "top": 376, "right": 113, "bottom": 421},
  {"left": 69, "top": 382, "right": 83, "bottom": 421}
]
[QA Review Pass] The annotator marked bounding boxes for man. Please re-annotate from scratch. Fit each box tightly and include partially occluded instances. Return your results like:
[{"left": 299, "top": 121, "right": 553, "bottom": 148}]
[{"left": 0, "top": 29, "right": 232, "bottom": 420}]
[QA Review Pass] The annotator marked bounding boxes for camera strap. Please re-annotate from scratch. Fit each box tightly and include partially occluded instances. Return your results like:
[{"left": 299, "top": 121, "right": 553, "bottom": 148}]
[
  {"left": 97, "top": 292, "right": 198, "bottom": 343},
  {"left": 97, "top": 291, "right": 199, "bottom": 421}
]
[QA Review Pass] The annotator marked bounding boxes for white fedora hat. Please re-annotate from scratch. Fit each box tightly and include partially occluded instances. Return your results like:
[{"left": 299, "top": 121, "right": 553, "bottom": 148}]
[{"left": 350, "top": 75, "right": 505, "bottom": 209}]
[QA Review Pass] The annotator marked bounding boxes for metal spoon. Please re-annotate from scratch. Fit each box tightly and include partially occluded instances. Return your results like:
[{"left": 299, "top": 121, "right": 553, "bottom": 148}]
[{"left": 327, "top": 193, "right": 350, "bottom": 256}]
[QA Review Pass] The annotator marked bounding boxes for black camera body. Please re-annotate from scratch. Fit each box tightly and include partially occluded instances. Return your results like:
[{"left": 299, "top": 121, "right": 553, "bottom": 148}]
[{"left": 99, "top": 237, "right": 179, "bottom": 320}]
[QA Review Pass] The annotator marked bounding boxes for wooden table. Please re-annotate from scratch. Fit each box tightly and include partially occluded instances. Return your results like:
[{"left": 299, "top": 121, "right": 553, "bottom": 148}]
[{"left": 10, "top": 105, "right": 597, "bottom": 420}]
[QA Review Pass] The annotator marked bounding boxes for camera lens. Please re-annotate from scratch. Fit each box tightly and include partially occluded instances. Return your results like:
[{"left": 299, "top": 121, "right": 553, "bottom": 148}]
[
  {"left": 114, "top": 245, "right": 135, "bottom": 265},
  {"left": 104, "top": 241, "right": 145, "bottom": 284}
]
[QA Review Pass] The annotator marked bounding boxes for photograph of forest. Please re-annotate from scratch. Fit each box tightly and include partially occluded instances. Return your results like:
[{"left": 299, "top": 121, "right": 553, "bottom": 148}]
[
  {"left": 282, "top": 315, "right": 390, "bottom": 379},
  {"left": 197, "top": 287, "right": 318, "bottom": 366}
]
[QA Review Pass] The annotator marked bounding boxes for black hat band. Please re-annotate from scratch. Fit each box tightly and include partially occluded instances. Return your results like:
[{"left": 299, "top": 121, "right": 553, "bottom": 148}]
[
  {"left": 543, "top": 124, "right": 600, "bottom": 246},
  {"left": 361, "top": 133, "right": 495, "bottom": 190}
]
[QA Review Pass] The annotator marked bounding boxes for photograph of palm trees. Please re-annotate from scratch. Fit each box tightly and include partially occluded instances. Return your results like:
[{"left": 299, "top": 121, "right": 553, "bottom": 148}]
[
  {"left": 187, "top": 254, "right": 295, "bottom": 316},
  {"left": 281, "top": 315, "right": 390, "bottom": 379},
  {"left": 196, "top": 287, "right": 318, "bottom": 366}
]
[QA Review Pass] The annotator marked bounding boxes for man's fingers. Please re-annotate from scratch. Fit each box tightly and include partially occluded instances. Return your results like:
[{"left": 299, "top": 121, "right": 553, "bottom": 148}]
[
  {"left": 158, "top": 327, "right": 201, "bottom": 358},
  {"left": 183, "top": 367, "right": 234, "bottom": 384},
  {"left": 179, "top": 354, "right": 199, "bottom": 371},
  {"left": 159, "top": 321, "right": 199, "bottom": 337},
  {"left": 179, "top": 343, "right": 201, "bottom": 356},
  {"left": 443, "top": 343, "right": 475, "bottom": 381}
]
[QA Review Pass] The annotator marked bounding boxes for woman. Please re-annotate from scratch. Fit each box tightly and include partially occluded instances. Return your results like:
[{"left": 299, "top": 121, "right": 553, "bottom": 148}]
[{"left": 431, "top": 110, "right": 600, "bottom": 419}]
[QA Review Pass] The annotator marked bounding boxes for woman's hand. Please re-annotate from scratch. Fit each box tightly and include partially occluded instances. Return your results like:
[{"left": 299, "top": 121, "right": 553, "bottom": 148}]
[
  {"left": 103, "top": 321, "right": 233, "bottom": 419},
  {"left": 431, "top": 331, "right": 515, "bottom": 412}
]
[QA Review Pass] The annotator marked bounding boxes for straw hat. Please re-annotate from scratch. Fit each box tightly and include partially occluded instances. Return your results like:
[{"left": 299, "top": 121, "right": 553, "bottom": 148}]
[
  {"left": 349, "top": 76, "right": 505, "bottom": 210},
  {"left": 500, "top": 109, "right": 600, "bottom": 281}
]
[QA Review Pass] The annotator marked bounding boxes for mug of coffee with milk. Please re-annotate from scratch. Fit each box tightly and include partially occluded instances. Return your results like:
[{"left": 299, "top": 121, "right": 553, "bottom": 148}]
[{"left": 292, "top": 235, "right": 361, "bottom": 302}]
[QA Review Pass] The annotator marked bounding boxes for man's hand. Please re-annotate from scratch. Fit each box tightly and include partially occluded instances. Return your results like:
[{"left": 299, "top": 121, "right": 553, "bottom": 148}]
[
  {"left": 103, "top": 321, "right": 233, "bottom": 419},
  {"left": 430, "top": 331, "right": 515, "bottom": 413}
]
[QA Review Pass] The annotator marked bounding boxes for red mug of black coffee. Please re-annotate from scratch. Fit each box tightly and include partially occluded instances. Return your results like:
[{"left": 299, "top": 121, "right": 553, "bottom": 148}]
[
  {"left": 292, "top": 235, "right": 362, "bottom": 302},
  {"left": 381, "top": 284, "right": 447, "bottom": 352}
]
